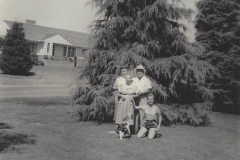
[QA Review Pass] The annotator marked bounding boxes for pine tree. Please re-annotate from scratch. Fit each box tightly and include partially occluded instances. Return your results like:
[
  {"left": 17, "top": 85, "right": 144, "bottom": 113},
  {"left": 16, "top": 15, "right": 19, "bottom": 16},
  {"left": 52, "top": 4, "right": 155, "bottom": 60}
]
[
  {"left": 72, "top": 0, "right": 216, "bottom": 125},
  {"left": 0, "top": 22, "right": 33, "bottom": 75},
  {"left": 195, "top": 0, "right": 240, "bottom": 114}
]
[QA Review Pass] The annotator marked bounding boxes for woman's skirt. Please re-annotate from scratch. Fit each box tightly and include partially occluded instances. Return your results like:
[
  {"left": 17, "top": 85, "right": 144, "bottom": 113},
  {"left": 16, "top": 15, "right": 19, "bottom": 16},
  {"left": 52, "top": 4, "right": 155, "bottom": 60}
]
[
  {"left": 115, "top": 96, "right": 134, "bottom": 125},
  {"left": 142, "top": 120, "right": 158, "bottom": 129}
]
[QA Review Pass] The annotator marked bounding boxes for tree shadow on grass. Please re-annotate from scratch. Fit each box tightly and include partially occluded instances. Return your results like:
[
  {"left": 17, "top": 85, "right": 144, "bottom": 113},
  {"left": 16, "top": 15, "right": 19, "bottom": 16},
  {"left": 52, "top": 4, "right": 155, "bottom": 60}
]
[
  {"left": 22, "top": 72, "right": 36, "bottom": 76},
  {"left": 0, "top": 132, "right": 37, "bottom": 153}
]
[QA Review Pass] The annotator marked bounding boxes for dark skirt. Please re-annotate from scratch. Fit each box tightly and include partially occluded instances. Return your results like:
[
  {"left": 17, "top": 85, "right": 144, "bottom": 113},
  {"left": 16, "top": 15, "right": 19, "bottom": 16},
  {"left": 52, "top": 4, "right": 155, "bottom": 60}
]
[{"left": 142, "top": 120, "right": 158, "bottom": 129}]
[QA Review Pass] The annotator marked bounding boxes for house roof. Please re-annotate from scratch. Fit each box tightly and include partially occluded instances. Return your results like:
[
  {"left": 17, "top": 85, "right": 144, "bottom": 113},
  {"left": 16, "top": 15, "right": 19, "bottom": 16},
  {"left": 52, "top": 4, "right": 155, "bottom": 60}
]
[
  {"left": 3, "top": 20, "right": 90, "bottom": 48},
  {"left": 41, "top": 33, "right": 60, "bottom": 40}
]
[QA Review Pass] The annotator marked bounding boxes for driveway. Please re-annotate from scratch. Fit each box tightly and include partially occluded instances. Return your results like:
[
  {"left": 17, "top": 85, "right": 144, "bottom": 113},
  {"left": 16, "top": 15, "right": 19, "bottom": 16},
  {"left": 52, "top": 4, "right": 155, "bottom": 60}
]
[{"left": 0, "top": 85, "right": 71, "bottom": 98}]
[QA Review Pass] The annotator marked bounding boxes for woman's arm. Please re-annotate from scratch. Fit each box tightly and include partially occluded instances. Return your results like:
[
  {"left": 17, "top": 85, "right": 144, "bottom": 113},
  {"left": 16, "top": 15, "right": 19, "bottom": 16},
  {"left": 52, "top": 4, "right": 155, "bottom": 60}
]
[{"left": 130, "top": 93, "right": 138, "bottom": 98}]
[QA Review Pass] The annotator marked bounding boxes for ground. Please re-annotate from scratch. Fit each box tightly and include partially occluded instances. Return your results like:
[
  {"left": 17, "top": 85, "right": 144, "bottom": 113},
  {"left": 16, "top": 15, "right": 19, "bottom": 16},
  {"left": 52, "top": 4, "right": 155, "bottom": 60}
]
[
  {"left": 0, "top": 60, "right": 239, "bottom": 160},
  {"left": 0, "top": 60, "right": 79, "bottom": 86},
  {"left": 0, "top": 60, "right": 78, "bottom": 98},
  {"left": 0, "top": 97, "right": 239, "bottom": 160}
]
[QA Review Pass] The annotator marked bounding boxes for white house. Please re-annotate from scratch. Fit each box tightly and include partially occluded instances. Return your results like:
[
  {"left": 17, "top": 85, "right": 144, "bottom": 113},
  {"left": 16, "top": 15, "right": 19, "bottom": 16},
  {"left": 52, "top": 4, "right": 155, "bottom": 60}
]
[{"left": 0, "top": 20, "right": 89, "bottom": 58}]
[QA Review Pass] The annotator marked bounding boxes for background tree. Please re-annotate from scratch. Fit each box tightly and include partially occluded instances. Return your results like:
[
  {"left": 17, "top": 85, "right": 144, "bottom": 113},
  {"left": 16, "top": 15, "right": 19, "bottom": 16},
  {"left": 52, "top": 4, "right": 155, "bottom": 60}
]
[
  {"left": 0, "top": 36, "right": 3, "bottom": 48},
  {"left": 72, "top": 0, "right": 217, "bottom": 125},
  {"left": 195, "top": 0, "right": 240, "bottom": 114},
  {"left": 0, "top": 22, "right": 33, "bottom": 75}
]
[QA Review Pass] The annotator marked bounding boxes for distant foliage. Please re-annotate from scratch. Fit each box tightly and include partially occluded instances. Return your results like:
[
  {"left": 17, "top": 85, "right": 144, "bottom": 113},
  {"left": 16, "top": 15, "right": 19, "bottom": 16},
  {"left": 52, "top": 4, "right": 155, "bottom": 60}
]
[
  {"left": 195, "top": 0, "right": 240, "bottom": 114},
  {"left": 31, "top": 54, "right": 45, "bottom": 66},
  {"left": 72, "top": 0, "right": 217, "bottom": 125},
  {"left": 0, "top": 22, "right": 33, "bottom": 75}
]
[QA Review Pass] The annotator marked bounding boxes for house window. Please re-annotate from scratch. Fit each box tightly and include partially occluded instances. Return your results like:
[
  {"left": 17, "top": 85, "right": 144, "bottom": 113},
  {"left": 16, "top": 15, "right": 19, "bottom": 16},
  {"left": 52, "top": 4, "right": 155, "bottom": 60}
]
[
  {"left": 47, "top": 43, "right": 50, "bottom": 52},
  {"left": 28, "top": 43, "right": 38, "bottom": 53}
]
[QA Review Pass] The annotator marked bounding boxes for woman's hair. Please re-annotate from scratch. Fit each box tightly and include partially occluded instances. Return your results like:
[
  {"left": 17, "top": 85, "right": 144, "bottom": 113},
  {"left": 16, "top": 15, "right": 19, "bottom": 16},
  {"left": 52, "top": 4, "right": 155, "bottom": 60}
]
[
  {"left": 147, "top": 93, "right": 155, "bottom": 99},
  {"left": 120, "top": 66, "right": 128, "bottom": 71}
]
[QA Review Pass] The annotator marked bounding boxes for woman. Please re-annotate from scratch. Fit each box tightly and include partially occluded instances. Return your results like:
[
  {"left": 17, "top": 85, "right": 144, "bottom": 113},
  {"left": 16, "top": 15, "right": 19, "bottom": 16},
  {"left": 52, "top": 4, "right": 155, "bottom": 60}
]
[
  {"left": 112, "top": 66, "right": 128, "bottom": 121},
  {"left": 131, "top": 93, "right": 162, "bottom": 139},
  {"left": 115, "top": 74, "right": 138, "bottom": 133}
]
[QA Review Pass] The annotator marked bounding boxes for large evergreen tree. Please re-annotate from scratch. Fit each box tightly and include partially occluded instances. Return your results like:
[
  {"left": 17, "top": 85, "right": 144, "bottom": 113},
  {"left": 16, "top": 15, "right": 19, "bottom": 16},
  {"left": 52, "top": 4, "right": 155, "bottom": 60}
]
[
  {"left": 73, "top": 0, "right": 216, "bottom": 125},
  {"left": 195, "top": 0, "right": 240, "bottom": 114},
  {"left": 0, "top": 22, "right": 33, "bottom": 75}
]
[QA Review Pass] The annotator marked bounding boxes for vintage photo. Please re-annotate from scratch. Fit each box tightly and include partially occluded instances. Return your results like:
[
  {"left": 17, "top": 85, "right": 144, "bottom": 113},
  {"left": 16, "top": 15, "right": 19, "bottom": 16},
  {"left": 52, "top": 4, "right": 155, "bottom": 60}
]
[{"left": 0, "top": 0, "right": 239, "bottom": 159}]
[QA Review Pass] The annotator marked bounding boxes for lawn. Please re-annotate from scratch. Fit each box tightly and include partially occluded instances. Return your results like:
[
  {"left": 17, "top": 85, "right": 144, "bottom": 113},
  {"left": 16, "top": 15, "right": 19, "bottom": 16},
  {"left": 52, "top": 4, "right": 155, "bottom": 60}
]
[
  {"left": 0, "top": 60, "right": 80, "bottom": 86},
  {"left": 0, "top": 97, "right": 239, "bottom": 160}
]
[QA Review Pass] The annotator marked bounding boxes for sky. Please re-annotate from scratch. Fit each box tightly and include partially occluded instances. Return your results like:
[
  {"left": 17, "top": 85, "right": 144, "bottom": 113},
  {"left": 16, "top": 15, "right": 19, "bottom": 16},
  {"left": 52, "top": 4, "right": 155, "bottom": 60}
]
[{"left": 0, "top": 0, "right": 198, "bottom": 41}]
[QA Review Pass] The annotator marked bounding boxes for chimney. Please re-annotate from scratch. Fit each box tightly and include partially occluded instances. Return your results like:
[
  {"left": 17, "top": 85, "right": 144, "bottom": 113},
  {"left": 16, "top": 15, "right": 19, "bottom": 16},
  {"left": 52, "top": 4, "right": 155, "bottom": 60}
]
[{"left": 25, "top": 20, "right": 36, "bottom": 25}]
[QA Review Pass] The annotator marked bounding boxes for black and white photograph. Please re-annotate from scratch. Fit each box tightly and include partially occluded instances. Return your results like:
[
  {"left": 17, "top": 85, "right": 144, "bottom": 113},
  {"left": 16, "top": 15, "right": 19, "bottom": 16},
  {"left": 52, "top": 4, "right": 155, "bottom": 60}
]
[{"left": 0, "top": 0, "right": 239, "bottom": 159}]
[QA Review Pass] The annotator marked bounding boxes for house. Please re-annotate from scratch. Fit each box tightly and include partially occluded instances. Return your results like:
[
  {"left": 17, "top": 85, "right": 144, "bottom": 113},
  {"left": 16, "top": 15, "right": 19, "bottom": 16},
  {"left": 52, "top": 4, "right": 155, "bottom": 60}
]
[{"left": 0, "top": 20, "right": 89, "bottom": 58}]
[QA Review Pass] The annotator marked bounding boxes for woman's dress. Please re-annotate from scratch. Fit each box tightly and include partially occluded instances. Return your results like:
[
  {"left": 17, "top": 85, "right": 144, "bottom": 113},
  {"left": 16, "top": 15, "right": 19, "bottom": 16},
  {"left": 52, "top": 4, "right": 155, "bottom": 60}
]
[
  {"left": 113, "top": 77, "right": 126, "bottom": 121},
  {"left": 115, "top": 82, "right": 138, "bottom": 125}
]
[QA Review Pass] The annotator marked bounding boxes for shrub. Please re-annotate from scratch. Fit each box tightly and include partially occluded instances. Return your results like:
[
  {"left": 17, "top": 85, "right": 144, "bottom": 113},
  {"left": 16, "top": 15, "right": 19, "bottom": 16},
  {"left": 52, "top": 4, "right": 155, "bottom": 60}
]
[
  {"left": 31, "top": 54, "right": 44, "bottom": 66},
  {"left": 38, "top": 60, "right": 45, "bottom": 66},
  {"left": 68, "top": 57, "right": 74, "bottom": 62},
  {"left": 43, "top": 55, "right": 48, "bottom": 59},
  {"left": 43, "top": 55, "right": 52, "bottom": 59},
  {"left": 51, "top": 56, "right": 57, "bottom": 60}
]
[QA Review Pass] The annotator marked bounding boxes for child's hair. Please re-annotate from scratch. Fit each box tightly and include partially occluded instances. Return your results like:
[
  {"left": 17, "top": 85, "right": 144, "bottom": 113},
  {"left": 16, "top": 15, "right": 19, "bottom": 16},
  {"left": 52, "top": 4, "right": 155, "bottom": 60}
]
[{"left": 147, "top": 93, "right": 155, "bottom": 99}]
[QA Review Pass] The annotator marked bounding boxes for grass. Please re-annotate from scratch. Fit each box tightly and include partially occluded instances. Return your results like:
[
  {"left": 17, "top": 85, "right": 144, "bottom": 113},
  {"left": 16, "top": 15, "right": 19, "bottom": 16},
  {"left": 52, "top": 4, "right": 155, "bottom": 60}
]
[
  {"left": 0, "top": 60, "right": 80, "bottom": 86},
  {"left": 0, "top": 60, "right": 239, "bottom": 160},
  {"left": 0, "top": 97, "right": 239, "bottom": 160}
]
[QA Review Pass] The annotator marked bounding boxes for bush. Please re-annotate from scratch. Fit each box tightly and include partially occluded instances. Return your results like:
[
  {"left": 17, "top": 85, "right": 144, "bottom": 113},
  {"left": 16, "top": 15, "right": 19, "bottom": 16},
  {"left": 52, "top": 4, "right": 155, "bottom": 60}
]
[
  {"left": 70, "top": 102, "right": 212, "bottom": 125},
  {"left": 51, "top": 56, "right": 56, "bottom": 60},
  {"left": 31, "top": 54, "right": 44, "bottom": 66},
  {"left": 43, "top": 55, "right": 52, "bottom": 59},
  {"left": 43, "top": 55, "right": 48, "bottom": 59},
  {"left": 158, "top": 103, "right": 212, "bottom": 126},
  {"left": 0, "top": 22, "right": 33, "bottom": 75},
  {"left": 68, "top": 57, "right": 74, "bottom": 62},
  {"left": 38, "top": 60, "right": 44, "bottom": 66}
]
